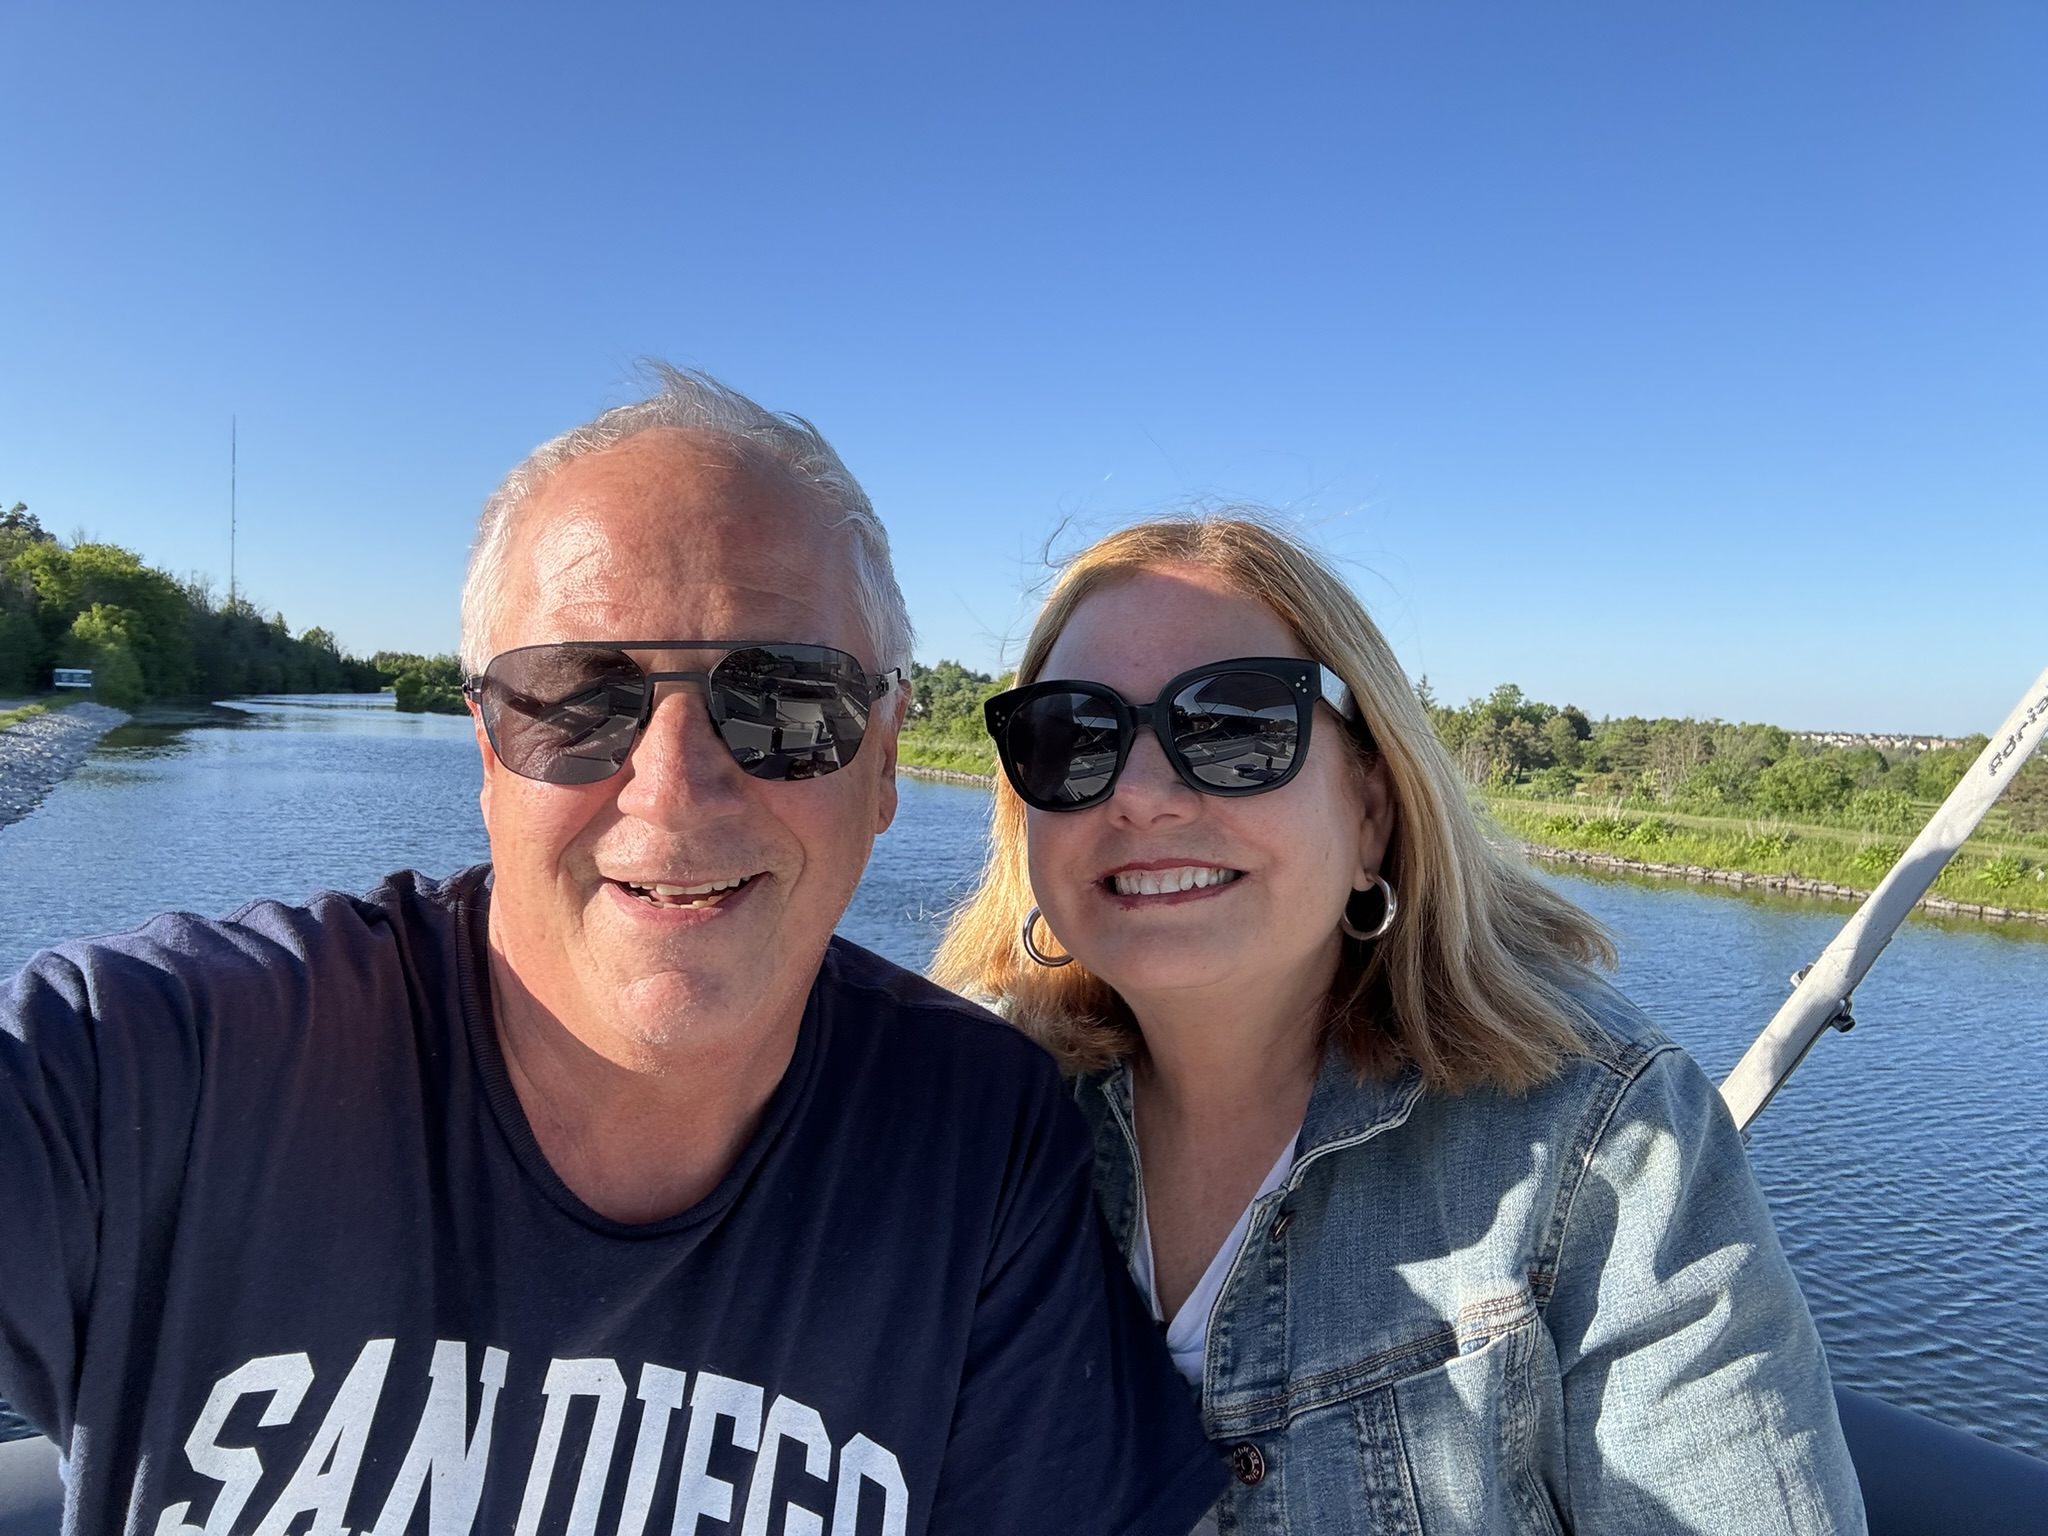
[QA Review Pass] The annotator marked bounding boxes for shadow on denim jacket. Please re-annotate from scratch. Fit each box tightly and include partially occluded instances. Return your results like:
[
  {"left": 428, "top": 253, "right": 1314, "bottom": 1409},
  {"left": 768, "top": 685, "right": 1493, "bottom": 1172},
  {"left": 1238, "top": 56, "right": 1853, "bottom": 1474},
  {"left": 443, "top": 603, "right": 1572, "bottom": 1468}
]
[{"left": 1078, "top": 977, "right": 1868, "bottom": 1536}]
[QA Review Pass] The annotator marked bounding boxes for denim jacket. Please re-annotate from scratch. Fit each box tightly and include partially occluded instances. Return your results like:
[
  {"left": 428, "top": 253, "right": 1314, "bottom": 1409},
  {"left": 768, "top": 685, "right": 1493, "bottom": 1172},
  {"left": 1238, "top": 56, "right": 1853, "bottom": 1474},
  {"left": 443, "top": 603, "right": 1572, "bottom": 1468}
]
[{"left": 1078, "top": 981, "right": 1867, "bottom": 1535}]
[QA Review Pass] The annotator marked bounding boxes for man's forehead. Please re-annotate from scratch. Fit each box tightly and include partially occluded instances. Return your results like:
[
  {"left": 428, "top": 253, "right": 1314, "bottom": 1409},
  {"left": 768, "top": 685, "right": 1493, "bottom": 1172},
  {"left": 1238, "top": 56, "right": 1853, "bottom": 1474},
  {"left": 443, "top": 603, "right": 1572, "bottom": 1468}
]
[
  {"left": 497, "top": 430, "right": 863, "bottom": 645},
  {"left": 521, "top": 430, "right": 833, "bottom": 548}
]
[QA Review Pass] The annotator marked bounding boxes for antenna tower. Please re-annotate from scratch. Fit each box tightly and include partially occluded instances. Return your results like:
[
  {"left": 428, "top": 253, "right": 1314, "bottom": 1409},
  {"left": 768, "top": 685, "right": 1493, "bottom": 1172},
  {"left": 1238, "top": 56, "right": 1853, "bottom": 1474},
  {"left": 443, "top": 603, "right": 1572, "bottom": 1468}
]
[{"left": 230, "top": 417, "right": 237, "bottom": 610}]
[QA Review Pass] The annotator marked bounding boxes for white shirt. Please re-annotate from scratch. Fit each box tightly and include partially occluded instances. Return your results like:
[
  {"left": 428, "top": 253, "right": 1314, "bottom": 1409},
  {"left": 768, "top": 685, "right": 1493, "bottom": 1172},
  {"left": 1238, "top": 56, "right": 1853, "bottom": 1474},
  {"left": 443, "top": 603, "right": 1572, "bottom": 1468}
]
[
  {"left": 1130, "top": 1129, "right": 1299, "bottom": 1536},
  {"left": 1129, "top": 1130, "right": 1300, "bottom": 1391}
]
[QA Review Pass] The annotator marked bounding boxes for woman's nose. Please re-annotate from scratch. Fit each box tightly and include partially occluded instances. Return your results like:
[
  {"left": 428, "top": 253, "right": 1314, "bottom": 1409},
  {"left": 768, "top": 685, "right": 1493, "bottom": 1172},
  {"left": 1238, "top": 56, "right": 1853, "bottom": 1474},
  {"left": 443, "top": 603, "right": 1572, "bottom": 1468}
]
[{"left": 1107, "top": 724, "right": 1197, "bottom": 820}]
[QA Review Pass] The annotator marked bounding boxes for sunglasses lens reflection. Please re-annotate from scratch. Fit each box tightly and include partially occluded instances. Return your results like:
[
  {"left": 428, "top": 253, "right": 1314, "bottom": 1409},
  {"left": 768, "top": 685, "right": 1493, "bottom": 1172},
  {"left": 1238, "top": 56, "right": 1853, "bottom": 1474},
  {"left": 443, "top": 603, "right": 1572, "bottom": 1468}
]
[
  {"left": 709, "top": 646, "right": 873, "bottom": 781},
  {"left": 1171, "top": 671, "right": 1301, "bottom": 790},
  {"left": 479, "top": 643, "right": 882, "bottom": 785},
  {"left": 996, "top": 665, "right": 1311, "bottom": 809},
  {"left": 1008, "top": 689, "right": 1123, "bottom": 806},
  {"left": 482, "top": 648, "right": 647, "bottom": 783}
]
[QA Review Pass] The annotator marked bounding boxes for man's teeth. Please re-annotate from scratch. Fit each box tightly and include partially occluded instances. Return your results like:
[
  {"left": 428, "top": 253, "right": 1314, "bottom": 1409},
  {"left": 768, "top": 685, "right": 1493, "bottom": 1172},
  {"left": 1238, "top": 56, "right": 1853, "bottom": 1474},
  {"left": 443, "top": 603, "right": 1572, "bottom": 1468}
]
[
  {"left": 623, "top": 876, "right": 748, "bottom": 907},
  {"left": 1111, "top": 867, "right": 1240, "bottom": 897}
]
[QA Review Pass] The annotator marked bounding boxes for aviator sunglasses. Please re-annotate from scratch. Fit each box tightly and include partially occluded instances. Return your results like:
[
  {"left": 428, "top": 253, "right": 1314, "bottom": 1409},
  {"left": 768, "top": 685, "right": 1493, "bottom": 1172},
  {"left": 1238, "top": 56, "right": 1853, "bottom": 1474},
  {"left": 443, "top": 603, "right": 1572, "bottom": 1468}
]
[
  {"left": 466, "top": 641, "right": 900, "bottom": 786},
  {"left": 984, "top": 656, "right": 1365, "bottom": 812}
]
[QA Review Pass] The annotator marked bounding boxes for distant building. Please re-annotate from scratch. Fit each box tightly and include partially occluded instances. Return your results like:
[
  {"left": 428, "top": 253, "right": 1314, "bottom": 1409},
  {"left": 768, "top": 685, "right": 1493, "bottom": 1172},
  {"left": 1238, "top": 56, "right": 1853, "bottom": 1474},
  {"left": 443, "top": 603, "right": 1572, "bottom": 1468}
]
[{"left": 1789, "top": 730, "right": 1971, "bottom": 752}]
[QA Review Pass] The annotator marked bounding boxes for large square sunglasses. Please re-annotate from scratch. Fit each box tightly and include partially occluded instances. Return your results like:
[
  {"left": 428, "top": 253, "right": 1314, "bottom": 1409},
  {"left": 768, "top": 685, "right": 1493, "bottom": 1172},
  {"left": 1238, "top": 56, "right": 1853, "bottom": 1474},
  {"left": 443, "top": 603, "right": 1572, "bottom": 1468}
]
[
  {"left": 465, "top": 640, "right": 900, "bottom": 786},
  {"left": 983, "top": 656, "right": 1363, "bottom": 812}
]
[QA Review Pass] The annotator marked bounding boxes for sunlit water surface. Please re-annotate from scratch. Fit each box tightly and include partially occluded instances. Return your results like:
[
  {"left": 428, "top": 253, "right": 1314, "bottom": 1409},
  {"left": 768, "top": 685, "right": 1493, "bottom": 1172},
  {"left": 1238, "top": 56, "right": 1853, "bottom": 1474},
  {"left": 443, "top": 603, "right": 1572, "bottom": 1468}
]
[{"left": 2, "top": 697, "right": 2044, "bottom": 1456}]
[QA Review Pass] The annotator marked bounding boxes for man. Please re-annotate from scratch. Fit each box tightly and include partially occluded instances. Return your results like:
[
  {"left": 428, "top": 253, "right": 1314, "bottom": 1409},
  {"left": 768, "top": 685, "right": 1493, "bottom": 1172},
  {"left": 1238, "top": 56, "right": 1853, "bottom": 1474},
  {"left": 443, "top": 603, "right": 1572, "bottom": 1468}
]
[{"left": 0, "top": 367, "right": 1223, "bottom": 1533}]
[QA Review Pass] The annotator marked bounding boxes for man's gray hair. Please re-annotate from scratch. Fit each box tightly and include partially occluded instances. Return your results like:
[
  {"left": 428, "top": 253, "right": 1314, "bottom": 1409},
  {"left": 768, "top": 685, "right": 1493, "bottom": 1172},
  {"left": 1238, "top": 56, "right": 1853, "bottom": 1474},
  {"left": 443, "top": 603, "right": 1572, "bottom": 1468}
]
[{"left": 460, "top": 363, "right": 914, "bottom": 678}]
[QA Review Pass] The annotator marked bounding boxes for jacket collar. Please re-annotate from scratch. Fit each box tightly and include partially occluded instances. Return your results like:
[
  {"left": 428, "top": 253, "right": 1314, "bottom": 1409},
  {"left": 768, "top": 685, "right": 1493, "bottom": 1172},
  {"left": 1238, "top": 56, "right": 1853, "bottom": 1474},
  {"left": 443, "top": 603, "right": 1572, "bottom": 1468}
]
[
  {"left": 1098, "top": 1037, "right": 1424, "bottom": 1183},
  {"left": 1293, "top": 1043, "right": 1424, "bottom": 1178}
]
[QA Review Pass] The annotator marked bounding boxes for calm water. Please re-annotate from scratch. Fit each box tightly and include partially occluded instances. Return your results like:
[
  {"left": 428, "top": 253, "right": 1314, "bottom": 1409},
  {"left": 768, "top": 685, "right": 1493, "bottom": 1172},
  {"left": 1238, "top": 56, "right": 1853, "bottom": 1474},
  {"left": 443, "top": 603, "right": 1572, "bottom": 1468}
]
[{"left": 2, "top": 696, "right": 2045, "bottom": 1457}]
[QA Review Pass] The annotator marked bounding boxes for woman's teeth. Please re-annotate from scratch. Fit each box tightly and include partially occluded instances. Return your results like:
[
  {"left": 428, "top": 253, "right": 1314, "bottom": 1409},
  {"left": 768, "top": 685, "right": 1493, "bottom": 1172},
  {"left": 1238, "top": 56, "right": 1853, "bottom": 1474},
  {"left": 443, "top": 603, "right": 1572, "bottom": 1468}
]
[
  {"left": 1110, "top": 866, "right": 1240, "bottom": 897},
  {"left": 623, "top": 876, "right": 748, "bottom": 908}
]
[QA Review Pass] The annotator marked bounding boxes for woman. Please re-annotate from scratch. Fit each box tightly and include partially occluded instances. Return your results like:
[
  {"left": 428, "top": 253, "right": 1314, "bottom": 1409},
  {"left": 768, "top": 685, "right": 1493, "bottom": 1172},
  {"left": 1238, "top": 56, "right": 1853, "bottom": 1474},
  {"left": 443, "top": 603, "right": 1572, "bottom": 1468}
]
[{"left": 935, "top": 516, "right": 1864, "bottom": 1534}]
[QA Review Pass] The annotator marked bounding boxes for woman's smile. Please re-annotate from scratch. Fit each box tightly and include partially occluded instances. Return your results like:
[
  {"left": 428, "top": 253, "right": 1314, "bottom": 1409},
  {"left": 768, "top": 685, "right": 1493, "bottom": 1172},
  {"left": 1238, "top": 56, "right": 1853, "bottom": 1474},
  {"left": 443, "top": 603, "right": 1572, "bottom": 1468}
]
[{"left": 1099, "top": 861, "right": 1246, "bottom": 903}]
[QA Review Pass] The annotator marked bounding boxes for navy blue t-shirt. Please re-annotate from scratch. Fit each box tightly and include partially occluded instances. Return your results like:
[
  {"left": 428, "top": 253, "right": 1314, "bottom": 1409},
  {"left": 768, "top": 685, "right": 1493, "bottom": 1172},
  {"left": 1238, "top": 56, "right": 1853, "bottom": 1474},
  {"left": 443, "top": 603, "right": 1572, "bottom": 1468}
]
[{"left": 0, "top": 867, "right": 1221, "bottom": 1534}]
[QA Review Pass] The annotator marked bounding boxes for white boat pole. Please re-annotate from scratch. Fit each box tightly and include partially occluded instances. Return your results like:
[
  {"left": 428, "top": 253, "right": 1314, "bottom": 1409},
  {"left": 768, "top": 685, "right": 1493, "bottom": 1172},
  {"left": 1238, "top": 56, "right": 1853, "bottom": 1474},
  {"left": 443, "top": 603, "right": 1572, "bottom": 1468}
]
[{"left": 1720, "top": 662, "right": 2048, "bottom": 1132}]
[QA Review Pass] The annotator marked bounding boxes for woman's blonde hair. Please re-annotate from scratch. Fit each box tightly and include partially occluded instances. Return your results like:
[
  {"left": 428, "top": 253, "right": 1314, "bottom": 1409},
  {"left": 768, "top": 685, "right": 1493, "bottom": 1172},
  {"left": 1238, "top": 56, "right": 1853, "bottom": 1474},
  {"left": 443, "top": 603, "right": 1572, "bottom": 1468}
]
[{"left": 931, "top": 513, "right": 1615, "bottom": 1094}]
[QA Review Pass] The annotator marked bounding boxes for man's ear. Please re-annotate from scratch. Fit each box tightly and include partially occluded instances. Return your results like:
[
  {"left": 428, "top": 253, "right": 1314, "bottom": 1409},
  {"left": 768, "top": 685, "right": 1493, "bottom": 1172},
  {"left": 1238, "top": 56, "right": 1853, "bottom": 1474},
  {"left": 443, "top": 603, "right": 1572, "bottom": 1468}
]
[
  {"left": 471, "top": 700, "right": 499, "bottom": 823},
  {"left": 871, "top": 683, "right": 911, "bottom": 836}
]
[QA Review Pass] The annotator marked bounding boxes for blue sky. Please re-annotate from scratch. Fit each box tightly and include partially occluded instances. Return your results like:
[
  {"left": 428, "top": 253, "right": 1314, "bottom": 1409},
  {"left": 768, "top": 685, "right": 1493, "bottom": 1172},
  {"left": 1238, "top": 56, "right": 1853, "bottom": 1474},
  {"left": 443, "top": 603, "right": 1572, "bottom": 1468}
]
[{"left": 3, "top": 2, "right": 2042, "bottom": 734}]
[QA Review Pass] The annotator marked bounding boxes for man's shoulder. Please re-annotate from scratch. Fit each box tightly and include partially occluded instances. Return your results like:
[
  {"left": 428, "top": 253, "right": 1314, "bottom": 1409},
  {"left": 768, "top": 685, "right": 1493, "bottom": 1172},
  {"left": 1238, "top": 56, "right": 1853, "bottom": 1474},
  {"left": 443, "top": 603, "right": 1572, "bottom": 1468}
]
[
  {"left": 214, "top": 864, "right": 485, "bottom": 959},
  {"left": 10, "top": 866, "right": 486, "bottom": 1025},
  {"left": 816, "top": 935, "right": 1059, "bottom": 1081}
]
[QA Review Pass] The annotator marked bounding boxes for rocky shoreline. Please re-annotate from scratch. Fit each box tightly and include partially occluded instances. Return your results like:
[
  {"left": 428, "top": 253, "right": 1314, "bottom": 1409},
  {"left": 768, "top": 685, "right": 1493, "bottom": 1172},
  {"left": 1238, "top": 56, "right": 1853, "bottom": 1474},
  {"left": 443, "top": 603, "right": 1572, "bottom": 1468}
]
[
  {"left": 1523, "top": 843, "right": 2048, "bottom": 926},
  {"left": 898, "top": 763, "right": 995, "bottom": 787},
  {"left": 0, "top": 703, "right": 132, "bottom": 831}
]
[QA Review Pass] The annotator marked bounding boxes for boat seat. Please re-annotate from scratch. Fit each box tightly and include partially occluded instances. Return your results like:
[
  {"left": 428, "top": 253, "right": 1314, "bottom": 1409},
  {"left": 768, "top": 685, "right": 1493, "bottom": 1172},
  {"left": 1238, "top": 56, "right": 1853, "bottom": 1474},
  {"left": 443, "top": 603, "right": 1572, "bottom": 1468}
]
[
  {"left": 0, "top": 1439, "right": 56, "bottom": 1536},
  {"left": 1834, "top": 1386, "right": 2048, "bottom": 1536}
]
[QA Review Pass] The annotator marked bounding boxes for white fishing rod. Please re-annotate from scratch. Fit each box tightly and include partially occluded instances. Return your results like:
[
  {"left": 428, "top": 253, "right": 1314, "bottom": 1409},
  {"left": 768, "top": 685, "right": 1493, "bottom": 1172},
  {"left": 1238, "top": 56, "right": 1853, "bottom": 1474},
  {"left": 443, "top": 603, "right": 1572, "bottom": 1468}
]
[{"left": 1720, "top": 661, "right": 2048, "bottom": 1132}]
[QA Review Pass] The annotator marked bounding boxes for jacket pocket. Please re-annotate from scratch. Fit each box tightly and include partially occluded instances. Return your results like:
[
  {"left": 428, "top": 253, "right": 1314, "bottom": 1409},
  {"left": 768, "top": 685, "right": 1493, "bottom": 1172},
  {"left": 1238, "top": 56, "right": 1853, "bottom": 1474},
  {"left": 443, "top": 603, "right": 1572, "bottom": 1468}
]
[
  {"left": 1216, "top": 1388, "right": 1424, "bottom": 1536},
  {"left": 1383, "top": 1311, "right": 1566, "bottom": 1536}
]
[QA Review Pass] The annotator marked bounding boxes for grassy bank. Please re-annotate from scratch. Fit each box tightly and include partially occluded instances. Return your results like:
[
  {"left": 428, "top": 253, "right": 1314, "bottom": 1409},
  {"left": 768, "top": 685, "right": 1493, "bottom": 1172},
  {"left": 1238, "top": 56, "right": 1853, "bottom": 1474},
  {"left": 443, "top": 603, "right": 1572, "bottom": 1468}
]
[
  {"left": 897, "top": 727, "right": 997, "bottom": 778},
  {"left": 0, "top": 701, "right": 53, "bottom": 732},
  {"left": 1485, "top": 794, "right": 2048, "bottom": 916}
]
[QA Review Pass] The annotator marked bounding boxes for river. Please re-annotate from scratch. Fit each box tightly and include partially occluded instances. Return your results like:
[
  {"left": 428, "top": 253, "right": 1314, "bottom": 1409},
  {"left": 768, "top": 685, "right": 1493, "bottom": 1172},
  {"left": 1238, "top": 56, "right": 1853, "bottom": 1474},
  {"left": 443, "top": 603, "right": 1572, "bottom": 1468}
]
[{"left": 2, "top": 695, "right": 2045, "bottom": 1458}]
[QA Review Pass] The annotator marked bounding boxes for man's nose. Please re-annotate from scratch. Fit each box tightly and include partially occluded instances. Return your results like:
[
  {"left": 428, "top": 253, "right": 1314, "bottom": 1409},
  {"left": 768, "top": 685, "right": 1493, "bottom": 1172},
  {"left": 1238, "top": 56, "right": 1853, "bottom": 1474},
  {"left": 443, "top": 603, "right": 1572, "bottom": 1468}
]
[{"left": 610, "top": 682, "right": 748, "bottom": 817}]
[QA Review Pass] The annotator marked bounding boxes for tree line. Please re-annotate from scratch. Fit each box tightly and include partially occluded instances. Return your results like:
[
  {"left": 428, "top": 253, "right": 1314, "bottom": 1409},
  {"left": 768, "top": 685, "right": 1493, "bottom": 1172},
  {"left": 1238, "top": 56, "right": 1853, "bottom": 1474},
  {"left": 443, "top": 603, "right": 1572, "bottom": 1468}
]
[
  {"left": 1, "top": 505, "right": 388, "bottom": 706},
  {"left": 1423, "top": 680, "right": 2048, "bottom": 834}
]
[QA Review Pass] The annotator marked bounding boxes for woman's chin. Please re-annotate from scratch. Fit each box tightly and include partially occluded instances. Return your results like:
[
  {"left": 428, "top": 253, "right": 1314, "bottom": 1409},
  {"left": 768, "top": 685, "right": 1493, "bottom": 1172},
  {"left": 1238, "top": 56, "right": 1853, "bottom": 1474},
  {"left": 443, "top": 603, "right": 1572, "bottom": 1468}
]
[{"left": 1084, "top": 935, "right": 1271, "bottom": 1002}]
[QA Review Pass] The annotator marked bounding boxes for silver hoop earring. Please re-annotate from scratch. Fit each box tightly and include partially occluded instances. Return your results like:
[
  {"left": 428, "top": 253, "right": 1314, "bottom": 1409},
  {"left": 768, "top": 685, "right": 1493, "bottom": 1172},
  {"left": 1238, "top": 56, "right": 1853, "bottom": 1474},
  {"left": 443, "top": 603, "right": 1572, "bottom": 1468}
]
[
  {"left": 1340, "top": 873, "right": 1398, "bottom": 943},
  {"left": 1020, "top": 906, "right": 1075, "bottom": 967}
]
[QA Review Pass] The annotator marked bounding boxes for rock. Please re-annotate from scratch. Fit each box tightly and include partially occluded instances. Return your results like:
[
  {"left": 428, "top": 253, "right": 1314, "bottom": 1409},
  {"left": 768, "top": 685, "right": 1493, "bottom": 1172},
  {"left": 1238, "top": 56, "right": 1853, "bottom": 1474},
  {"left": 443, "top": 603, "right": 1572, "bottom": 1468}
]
[{"left": 0, "top": 703, "right": 131, "bottom": 831}]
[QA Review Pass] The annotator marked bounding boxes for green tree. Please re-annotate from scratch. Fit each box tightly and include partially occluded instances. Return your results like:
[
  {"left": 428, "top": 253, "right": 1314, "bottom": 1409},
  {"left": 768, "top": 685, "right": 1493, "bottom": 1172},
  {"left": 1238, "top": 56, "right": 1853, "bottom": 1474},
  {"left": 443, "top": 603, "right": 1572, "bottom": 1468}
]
[
  {"left": 374, "top": 652, "right": 468, "bottom": 714},
  {"left": 1, "top": 523, "right": 383, "bottom": 703},
  {"left": 2002, "top": 754, "right": 2048, "bottom": 834},
  {"left": 910, "top": 660, "right": 1004, "bottom": 731},
  {"left": 1542, "top": 707, "right": 1592, "bottom": 771},
  {"left": 1904, "top": 741, "right": 1984, "bottom": 800},
  {"left": 1672, "top": 757, "right": 1747, "bottom": 809},
  {"left": 0, "top": 508, "right": 43, "bottom": 689},
  {"left": 907, "top": 660, "right": 1010, "bottom": 735},
  {"left": 16, "top": 541, "right": 196, "bottom": 697},
  {"left": 1754, "top": 754, "right": 1857, "bottom": 817},
  {"left": 62, "top": 603, "right": 148, "bottom": 707}
]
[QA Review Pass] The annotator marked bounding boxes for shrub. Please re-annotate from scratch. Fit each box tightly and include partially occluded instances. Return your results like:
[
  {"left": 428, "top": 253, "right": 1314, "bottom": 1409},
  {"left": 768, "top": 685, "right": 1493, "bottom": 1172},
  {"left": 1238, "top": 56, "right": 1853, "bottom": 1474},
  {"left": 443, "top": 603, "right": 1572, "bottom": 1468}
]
[
  {"left": 1673, "top": 758, "right": 1754, "bottom": 810},
  {"left": 1743, "top": 829, "right": 1797, "bottom": 861},
  {"left": 380, "top": 653, "right": 468, "bottom": 715},
  {"left": 1755, "top": 756, "right": 1857, "bottom": 817},
  {"left": 1980, "top": 854, "right": 2026, "bottom": 891},
  {"left": 1848, "top": 787, "right": 1918, "bottom": 834},
  {"left": 897, "top": 726, "right": 997, "bottom": 775},
  {"left": 1625, "top": 817, "right": 1670, "bottom": 847},
  {"left": 1539, "top": 813, "right": 1581, "bottom": 838},
  {"left": 2002, "top": 757, "right": 2048, "bottom": 834},
  {"left": 1853, "top": 843, "right": 1902, "bottom": 879},
  {"left": 63, "top": 603, "right": 147, "bottom": 708}
]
